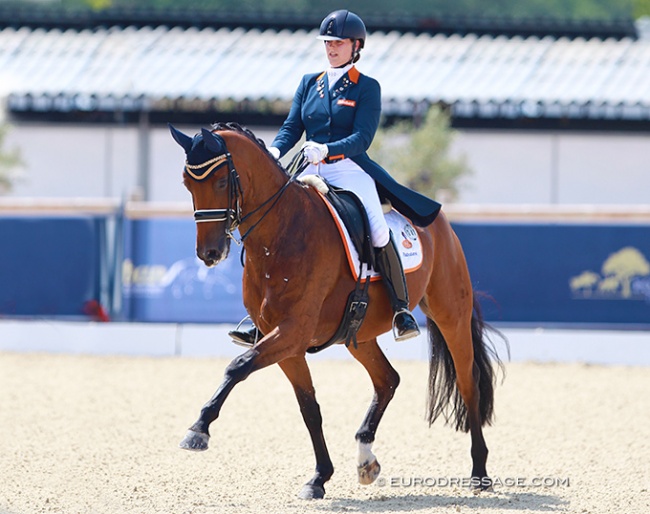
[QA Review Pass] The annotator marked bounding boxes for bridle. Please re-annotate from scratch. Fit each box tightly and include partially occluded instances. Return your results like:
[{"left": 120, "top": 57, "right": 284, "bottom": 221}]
[
  {"left": 186, "top": 151, "right": 243, "bottom": 242},
  {"left": 185, "top": 138, "right": 307, "bottom": 245}
]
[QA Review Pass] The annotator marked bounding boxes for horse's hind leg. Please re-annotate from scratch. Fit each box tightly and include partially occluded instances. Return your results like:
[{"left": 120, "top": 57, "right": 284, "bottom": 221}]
[
  {"left": 422, "top": 215, "right": 496, "bottom": 490},
  {"left": 348, "top": 338, "right": 400, "bottom": 485},
  {"left": 278, "top": 355, "right": 333, "bottom": 500},
  {"left": 424, "top": 307, "right": 495, "bottom": 490}
]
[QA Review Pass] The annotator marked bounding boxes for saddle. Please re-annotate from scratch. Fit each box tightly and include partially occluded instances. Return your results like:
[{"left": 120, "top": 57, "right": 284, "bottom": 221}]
[
  {"left": 302, "top": 178, "right": 375, "bottom": 354},
  {"left": 325, "top": 186, "right": 375, "bottom": 269}
]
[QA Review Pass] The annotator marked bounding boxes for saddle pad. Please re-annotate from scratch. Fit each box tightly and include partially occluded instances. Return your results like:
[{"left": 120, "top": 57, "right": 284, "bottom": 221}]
[{"left": 316, "top": 191, "right": 423, "bottom": 281}]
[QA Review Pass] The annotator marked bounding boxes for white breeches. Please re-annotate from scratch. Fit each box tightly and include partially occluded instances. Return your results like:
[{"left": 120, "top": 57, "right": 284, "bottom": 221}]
[{"left": 303, "top": 159, "right": 390, "bottom": 248}]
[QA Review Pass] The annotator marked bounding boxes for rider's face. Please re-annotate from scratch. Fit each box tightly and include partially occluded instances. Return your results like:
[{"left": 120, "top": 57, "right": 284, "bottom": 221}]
[{"left": 324, "top": 39, "right": 354, "bottom": 68}]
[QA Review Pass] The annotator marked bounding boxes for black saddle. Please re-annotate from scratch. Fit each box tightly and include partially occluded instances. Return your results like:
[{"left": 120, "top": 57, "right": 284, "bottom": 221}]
[
  {"left": 325, "top": 186, "right": 375, "bottom": 269},
  {"left": 307, "top": 185, "right": 375, "bottom": 354}
]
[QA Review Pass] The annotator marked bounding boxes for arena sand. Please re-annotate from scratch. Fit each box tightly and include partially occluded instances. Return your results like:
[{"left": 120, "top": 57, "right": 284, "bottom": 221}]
[{"left": 0, "top": 352, "right": 648, "bottom": 514}]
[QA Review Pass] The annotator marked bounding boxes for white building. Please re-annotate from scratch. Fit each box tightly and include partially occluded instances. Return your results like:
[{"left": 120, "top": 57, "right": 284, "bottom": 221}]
[{"left": 1, "top": 14, "right": 649, "bottom": 205}]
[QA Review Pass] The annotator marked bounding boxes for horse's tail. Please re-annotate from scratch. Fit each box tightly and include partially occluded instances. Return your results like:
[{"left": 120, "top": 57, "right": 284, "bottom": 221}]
[{"left": 425, "top": 294, "right": 505, "bottom": 432}]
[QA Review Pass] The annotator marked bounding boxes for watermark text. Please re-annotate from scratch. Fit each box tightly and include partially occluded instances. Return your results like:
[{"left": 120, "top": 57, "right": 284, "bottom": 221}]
[{"left": 376, "top": 476, "right": 570, "bottom": 488}]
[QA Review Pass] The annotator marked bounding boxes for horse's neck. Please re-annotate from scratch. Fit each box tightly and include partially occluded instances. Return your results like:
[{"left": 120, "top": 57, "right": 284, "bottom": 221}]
[{"left": 238, "top": 156, "right": 295, "bottom": 247}]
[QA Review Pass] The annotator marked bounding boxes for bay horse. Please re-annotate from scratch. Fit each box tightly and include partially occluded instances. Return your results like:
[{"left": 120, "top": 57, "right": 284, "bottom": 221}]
[{"left": 170, "top": 122, "right": 503, "bottom": 499}]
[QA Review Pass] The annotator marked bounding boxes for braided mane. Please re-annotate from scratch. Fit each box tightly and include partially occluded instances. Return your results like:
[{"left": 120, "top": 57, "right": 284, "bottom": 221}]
[
  {"left": 210, "top": 122, "right": 293, "bottom": 177},
  {"left": 210, "top": 122, "right": 268, "bottom": 153},
  {"left": 210, "top": 121, "right": 267, "bottom": 148}
]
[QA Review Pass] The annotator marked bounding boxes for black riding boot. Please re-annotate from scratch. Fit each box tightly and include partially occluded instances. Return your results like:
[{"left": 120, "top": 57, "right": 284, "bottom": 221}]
[
  {"left": 228, "top": 325, "right": 263, "bottom": 347},
  {"left": 375, "top": 235, "right": 421, "bottom": 341}
]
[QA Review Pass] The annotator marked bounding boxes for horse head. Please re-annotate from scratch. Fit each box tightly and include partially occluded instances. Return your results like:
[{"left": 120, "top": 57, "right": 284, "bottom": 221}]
[{"left": 170, "top": 124, "right": 239, "bottom": 267}]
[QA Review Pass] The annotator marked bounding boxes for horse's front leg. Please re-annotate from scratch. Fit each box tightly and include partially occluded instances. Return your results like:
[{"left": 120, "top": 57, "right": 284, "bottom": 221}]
[
  {"left": 348, "top": 338, "right": 400, "bottom": 485},
  {"left": 180, "top": 323, "right": 295, "bottom": 450},
  {"left": 179, "top": 349, "right": 258, "bottom": 451},
  {"left": 278, "top": 356, "right": 333, "bottom": 500}
]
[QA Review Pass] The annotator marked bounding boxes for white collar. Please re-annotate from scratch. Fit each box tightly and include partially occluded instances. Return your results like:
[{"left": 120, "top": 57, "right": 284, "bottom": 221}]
[{"left": 327, "top": 64, "right": 353, "bottom": 89}]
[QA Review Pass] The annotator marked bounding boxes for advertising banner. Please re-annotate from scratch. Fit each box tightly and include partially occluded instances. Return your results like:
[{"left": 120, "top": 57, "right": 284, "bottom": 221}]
[
  {"left": 0, "top": 217, "right": 104, "bottom": 317},
  {"left": 120, "top": 218, "right": 650, "bottom": 328},
  {"left": 455, "top": 223, "right": 650, "bottom": 327},
  {"left": 121, "top": 218, "right": 247, "bottom": 323}
]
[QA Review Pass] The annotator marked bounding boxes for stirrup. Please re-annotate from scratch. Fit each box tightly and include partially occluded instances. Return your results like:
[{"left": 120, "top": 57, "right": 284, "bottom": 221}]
[
  {"left": 392, "top": 309, "right": 420, "bottom": 342},
  {"left": 228, "top": 316, "right": 260, "bottom": 347}
]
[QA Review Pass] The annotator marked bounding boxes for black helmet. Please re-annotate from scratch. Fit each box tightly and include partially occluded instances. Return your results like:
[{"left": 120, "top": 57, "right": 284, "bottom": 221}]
[{"left": 318, "top": 10, "right": 366, "bottom": 50}]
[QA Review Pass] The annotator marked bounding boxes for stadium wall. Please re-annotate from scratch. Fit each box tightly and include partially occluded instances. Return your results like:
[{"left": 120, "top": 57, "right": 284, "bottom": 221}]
[
  {"left": 5, "top": 124, "right": 650, "bottom": 205},
  {"left": 1, "top": 203, "right": 648, "bottom": 328}
]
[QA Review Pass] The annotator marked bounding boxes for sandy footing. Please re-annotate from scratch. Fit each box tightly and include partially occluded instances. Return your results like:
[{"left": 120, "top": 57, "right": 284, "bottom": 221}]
[{"left": 0, "top": 352, "right": 648, "bottom": 514}]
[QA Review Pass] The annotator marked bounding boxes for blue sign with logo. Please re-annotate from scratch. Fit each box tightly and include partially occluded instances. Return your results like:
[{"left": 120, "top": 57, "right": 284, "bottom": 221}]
[
  {"left": 454, "top": 223, "right": 650, "bottom": 327},
  {"left": 121, "top": 218, "right": 247, "bottom": 323},
  {"left": 119, "top": 218, "right": 650, "bottom": 328}
]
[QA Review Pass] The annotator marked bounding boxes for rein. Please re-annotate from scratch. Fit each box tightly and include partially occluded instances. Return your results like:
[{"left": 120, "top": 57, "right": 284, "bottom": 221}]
[{"left": 189, "top": 147, "right": 308, "bottom": 245}]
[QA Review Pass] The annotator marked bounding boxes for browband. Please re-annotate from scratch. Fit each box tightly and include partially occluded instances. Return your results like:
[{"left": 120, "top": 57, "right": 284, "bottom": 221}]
[{"left": 184, "top": 154, "right": 229, "bottom": 181}]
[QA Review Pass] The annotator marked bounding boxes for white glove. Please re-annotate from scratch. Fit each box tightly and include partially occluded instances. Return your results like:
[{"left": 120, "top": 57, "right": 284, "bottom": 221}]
[
  {"left": 301, "top": 141, "right": 329, "bottom": 164},
  {"left": 268, "top": 146, "right": 280, "bottom": 159}
]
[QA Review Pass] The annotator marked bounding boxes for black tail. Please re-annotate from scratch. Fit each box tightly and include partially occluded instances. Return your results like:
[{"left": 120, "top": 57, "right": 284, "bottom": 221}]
[{"left": 426, "top": 295, "right": 506, "bottom": 432}]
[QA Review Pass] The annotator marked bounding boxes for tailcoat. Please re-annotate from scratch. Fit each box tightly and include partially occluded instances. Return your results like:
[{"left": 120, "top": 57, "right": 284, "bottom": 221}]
[{"left": 272, "top": 67, "right": 441, "bottom": 226}]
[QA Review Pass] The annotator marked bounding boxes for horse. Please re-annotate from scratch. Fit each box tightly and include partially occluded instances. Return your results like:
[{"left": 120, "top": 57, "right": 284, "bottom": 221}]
[{"left": 169, "top": 122, "right": 504, "bottom": 500}]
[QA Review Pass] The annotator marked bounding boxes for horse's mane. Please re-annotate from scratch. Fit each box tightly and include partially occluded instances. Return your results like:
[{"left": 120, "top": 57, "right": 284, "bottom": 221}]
[
  {"left": 210, "top": 122, "right": 290, "bottom": 176},
  {"left": 211, "top": 122, "right": 267, "bottom": 150}
]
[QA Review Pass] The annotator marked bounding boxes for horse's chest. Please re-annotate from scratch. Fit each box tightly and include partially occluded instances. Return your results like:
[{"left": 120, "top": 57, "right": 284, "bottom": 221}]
[{"left": 243, "top": 251, "right": 302, "bottom": 292}]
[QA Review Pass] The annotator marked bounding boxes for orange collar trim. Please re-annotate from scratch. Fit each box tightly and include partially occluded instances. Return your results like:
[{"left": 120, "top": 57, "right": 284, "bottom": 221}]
[{"left": 348, "top": 66, "right": 360, "bottom": 84}]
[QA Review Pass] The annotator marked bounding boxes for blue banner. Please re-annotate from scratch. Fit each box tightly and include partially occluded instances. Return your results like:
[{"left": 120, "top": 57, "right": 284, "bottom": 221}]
[
  {"left": 120, "top": 218, "right": 650, "bottom": 328},
  {"left": 0, "top": 217, "right": 104, "bottom": 317},
  {"left": 454, "top": 223, "right": 650, "bottom": 327},
  {"left": 121, "top": 218, "right": 247, "bottom": 323}
]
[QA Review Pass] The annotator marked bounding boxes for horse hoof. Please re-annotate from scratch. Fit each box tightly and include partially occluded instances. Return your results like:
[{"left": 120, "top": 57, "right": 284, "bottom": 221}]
[
  {"left": 298, "top": 484, "right": 325, "bottom": 500},
  {"left": 472, "top": 476, "right": 493, "bottom": 493},
  {"left": 358, "top": 458, "right": 381, "bottom": 485},
  {"left": 179, "top": 430, "right": 210, "bottom": 452}
]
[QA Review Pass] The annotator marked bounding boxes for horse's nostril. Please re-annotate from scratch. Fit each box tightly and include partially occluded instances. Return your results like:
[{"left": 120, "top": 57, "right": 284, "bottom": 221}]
[{"left": 198, "top": 248, "right": 219, "bottom": 263}]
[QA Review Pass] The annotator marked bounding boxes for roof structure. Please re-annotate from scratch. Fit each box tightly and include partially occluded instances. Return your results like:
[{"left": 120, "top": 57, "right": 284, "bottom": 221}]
[{"left": 1, "top": 10, "right": 649, "bottom": 129}]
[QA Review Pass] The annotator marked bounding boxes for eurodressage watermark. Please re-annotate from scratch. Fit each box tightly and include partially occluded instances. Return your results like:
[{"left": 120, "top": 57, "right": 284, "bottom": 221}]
[{"left": 376, "top": 476, "right": 570, "bottom": 488}]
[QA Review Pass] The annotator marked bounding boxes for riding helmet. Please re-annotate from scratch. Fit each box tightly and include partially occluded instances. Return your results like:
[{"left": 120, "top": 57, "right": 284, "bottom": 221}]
[{"left": 318, "top": 9, "right": 366, "bottom": 50}]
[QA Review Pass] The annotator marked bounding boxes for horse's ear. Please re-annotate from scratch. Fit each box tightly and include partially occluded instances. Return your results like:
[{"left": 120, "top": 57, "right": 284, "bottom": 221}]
[
  {"left": 168, "top": 123, "right": 193, "bottom": 154},
  {"left": 201, "top": 128, "right": 226, "bottom": 154}
]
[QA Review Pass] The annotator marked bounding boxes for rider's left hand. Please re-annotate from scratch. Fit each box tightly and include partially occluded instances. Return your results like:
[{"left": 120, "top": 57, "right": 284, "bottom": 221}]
[
  {"left": 268, "top": 146, "right": 281, "bottom": 160},
  {"left": 302, "top": 141, "right": 329, "bottom": 164}
]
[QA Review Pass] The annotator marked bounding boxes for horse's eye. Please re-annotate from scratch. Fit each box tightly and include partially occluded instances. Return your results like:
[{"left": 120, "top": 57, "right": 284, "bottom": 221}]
[{"left": 215, "top": 176, "right": 228, "bottom": 190}]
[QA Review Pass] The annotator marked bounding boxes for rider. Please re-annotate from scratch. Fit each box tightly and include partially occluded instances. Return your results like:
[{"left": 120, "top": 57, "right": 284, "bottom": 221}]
[{"left": 229, "top": 9, "right": 441, "bottom": 346}]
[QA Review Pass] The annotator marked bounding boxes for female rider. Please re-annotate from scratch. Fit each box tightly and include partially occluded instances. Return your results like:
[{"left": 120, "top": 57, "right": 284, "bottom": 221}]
[{"left": 230, "top": 9, "right": 441, "bottom": 345}]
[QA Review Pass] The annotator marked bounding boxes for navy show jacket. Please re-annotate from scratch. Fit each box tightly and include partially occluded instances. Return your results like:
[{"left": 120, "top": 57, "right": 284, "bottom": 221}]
[{"left": 272, "top": 67, "right": 441, "bottom": 227}]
